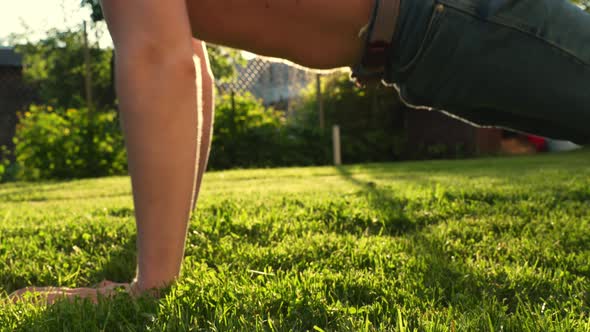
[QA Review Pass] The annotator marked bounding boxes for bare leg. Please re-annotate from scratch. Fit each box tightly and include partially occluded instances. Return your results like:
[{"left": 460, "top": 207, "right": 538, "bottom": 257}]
[
  {"left": 101, "top": 0, "right": 199, "bottom": 291},
  {"left": 191, "top": 39, "right": 215, "bottom": 211}
]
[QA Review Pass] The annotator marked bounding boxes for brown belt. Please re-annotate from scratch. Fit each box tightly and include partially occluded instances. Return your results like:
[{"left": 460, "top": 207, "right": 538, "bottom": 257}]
[{"left": 351, "top": 0, "right": 401, "bottom": 86}]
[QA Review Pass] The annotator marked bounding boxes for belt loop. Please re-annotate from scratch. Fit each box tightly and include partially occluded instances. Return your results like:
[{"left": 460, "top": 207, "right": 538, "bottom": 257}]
[{"left": 351, "top": 0, "right": 401, "bottom": 86}]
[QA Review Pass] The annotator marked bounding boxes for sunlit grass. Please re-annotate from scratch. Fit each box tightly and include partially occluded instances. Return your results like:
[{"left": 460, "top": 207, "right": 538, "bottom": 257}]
[{"left": 1, "top": 150, "right": 589, "bottom": 331}]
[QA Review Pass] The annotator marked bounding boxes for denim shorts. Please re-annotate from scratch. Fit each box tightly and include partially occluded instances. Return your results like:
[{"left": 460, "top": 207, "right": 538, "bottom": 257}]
[{"left": 382, "top": 0, "right": 590, "bottom": 144}]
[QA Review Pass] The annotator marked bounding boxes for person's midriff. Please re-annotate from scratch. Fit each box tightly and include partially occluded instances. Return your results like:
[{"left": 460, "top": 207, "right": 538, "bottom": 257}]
[{"left": 186, "top": 0, "right": 374, "bottom": 69}]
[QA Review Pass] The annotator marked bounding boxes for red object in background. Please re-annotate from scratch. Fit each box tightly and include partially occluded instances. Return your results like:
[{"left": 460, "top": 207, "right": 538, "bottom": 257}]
[{"left": 526, "top": 135, "right": 547, "bottom": 152}]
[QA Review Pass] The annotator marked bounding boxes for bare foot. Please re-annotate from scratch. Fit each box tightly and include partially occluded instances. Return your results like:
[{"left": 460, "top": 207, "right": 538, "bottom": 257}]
[{"left": 8, "top": 280, "right": 135, "bottom": 305}]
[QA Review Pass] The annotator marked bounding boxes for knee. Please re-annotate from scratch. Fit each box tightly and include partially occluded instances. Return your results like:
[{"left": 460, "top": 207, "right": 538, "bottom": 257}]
[{"left": 116, "top": 41, "right": 197, "bottom": 84}]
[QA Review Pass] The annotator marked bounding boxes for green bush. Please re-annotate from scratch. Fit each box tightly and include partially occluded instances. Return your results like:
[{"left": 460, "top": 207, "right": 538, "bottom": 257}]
[
  {"left": 291, "top": 72, "right": 406, "bottom": 164},
  {"left": 0, "top": 146, "right": 16, "bottom": 183},
  {"left": 10, "top": 93, "right": 336, "bottom": 181},
  {"left": 16, "top": 29, "right": 115, "bottom": 111},
  {"left": 13, "top": 105, "right": 127, "bottom": 180},
  {"left": 0, "top": 147, "right": 6, "bottom": 182},
  {"left": 209, "top": 92, "right": 330, "bottom": 169},
  {"left": 274, "top": 125, "right": 331, "bottom": 166}
]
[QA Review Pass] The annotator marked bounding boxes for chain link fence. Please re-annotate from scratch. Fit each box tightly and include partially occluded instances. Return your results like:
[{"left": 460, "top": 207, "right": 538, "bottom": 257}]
[{"left": 216, "top": 57, "right": 316, "bottom": 113}]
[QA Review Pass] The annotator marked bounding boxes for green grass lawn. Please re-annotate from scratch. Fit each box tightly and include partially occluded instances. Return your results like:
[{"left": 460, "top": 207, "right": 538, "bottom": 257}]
[{"left": 0, "top": 150, "right": 589, "bottom": 331}]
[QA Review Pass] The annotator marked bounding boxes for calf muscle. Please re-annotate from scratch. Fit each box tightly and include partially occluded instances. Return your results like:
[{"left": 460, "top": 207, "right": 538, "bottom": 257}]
[{"left": 101, "top": 0, "right": 200, "bottom": 290}]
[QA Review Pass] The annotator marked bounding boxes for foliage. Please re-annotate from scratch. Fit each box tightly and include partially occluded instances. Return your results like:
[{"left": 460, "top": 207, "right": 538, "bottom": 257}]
[
  {"left": 13, "top": 105, "right": 126, "bottom": 180},
  {"left": 206, "top": 45, "right": 247, "bottom": 83},
  {"left": 292, "top": 72, "right": 406, "bottom": 163},
  {"left": 9, "top": 93, "right": 328, "bottom": 181},
  {"left": 0, "top": 148, "right": 8, "bottom": 182},
  {"left": 0, "top": 151, "right": 6, "bottom": 182},
  {"left": 1, "top": 150, "right": 590, "bottom": 330},
  {"left": 209, "top": 92, "right": 330, "bottom": 170},
  {"left": 80, "top": 0, "right": 104, "bottom": 22},
  {"left": 0, "top": 146, "right": 18, "bottom": 183},
  {"left": 15, "top": 28, "right": 115, "bottom": 110}
]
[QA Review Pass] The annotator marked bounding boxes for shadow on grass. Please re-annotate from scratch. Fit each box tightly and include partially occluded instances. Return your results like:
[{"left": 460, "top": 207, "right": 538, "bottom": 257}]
[
  {"left": 410, "top": 233, "right": 590, "bottom": 316},
  {"left": 335, "top": 166, "right": 440, "bottom": 236},
  {"left": 88, "top": 233, "right": 137, "bottom": 285},
  {"left": 335, "top": 165, "right": 588, "bottom": 318}
]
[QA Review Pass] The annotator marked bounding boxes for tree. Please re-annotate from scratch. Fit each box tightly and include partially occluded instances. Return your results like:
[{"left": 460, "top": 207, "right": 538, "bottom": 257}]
[
  {"left": 15, "top": 28, "right": 114, "bottom": 110},
  {"left": 80, "top": 0, "right": 104, "bottom": 22}
]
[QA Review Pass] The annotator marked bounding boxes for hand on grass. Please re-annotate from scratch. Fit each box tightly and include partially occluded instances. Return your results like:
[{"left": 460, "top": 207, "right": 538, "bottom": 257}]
[{"left": 9, "top": 280, "right": 137, "bottom": 305}]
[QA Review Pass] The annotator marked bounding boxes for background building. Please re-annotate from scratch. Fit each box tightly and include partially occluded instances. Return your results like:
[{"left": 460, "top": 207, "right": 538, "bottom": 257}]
[{"left": 0, "top": 47, "right": 32, "bottom": 158}]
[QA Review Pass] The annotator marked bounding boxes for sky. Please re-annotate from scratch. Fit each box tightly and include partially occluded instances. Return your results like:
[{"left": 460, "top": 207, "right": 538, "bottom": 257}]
[{"left": 0, "top": 0, "right": 112, "bottom": 47}]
